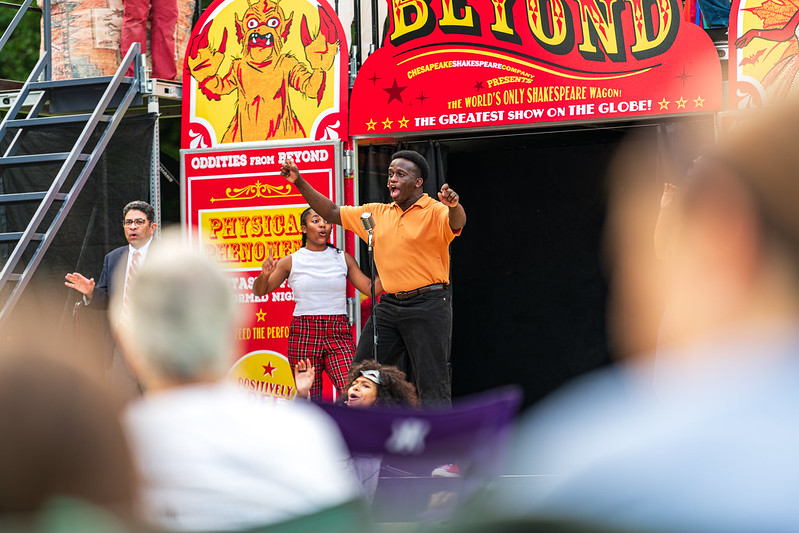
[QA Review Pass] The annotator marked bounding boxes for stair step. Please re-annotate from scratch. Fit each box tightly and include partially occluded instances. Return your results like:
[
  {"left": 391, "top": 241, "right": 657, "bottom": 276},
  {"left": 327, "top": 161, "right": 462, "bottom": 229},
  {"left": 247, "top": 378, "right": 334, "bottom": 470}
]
[
  {"left": 6, "top": 114, "right": 112, "bottom": 128},
  {"left": 0, "top": 232, "right": 44, "bottom": 243},
  {"left": 0, "top": 153, "right": 89, "bottom": 166},
  {"left": 0, "top": 192, "right": 67, "bottom": 205},
  {"left": 29, "top": 76, "right": 135, "bottom": 90}
]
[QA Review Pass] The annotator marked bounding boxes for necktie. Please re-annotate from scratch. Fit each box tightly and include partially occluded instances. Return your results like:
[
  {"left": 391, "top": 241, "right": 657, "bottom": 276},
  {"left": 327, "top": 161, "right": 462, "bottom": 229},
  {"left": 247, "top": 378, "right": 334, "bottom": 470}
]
[{"left": 119, "top": 250, "right": 140, "bottom": 325}]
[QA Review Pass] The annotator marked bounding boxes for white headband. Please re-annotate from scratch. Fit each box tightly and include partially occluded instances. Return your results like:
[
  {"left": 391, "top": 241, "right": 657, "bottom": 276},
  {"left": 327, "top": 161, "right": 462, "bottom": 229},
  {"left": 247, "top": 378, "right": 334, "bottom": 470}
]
[{"left": 360, "top": 369, "right": 381, "bottom": 385}]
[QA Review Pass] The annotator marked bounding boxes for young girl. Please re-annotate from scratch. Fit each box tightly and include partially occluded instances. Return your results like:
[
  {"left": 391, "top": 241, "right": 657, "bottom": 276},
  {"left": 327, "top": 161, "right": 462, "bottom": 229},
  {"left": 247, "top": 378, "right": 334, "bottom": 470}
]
[
  {"left": 295, "top": 359, "right": 419, "bottom": 500},
  {"left": 295, "top": 359, "right": 419, "bottom": 408},
  {"left": 253, "top": 207, "right": 378, "bottom": 400}
]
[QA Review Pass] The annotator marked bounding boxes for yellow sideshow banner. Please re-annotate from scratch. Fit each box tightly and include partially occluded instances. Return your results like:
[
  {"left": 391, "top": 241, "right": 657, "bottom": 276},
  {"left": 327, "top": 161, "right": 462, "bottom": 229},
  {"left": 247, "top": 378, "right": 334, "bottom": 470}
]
[
  {"left": 228, "top": 350, "right": 297, "bottom": 401},
  {"left": 730, "top": 0, "right": 799, "bottom": 108},
  {"left": 200, "top": 206, "right": 305, "bottom": 269},
  {"left": 182, "top": 141, "right": 342, "bottom": 401}
]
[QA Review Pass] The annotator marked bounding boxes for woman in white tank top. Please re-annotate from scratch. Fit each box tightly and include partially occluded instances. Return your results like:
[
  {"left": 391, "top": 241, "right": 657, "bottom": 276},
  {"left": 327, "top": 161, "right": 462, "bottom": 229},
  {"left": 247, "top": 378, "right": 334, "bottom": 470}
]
[{"left": 252, "top": 208, "right": 378, "bottom": 400}]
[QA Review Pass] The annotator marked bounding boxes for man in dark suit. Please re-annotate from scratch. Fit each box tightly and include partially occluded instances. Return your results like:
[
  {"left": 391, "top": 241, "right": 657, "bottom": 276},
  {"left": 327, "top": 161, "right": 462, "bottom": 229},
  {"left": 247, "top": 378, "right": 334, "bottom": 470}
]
[
  {"left": 66, "top": 201, "right": 157, "bottom": 309},
  {"left": 65, "top": 200, "right": 157, "bottom": 396}
]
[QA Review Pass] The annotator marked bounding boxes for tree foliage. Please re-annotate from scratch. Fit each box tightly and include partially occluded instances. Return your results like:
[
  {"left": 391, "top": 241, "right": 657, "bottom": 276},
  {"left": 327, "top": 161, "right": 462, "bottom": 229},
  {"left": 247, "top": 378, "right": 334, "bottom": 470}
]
[{"left": 0, "top": 5, "right": 41, "bottom": 82}]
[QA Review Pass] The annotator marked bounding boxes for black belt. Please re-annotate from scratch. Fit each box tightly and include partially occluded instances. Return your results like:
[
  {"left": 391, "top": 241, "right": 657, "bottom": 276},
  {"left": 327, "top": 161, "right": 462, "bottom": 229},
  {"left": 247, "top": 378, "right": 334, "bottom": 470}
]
[{"left": 388, "top": 283, "right": 447, "bottom": 301}]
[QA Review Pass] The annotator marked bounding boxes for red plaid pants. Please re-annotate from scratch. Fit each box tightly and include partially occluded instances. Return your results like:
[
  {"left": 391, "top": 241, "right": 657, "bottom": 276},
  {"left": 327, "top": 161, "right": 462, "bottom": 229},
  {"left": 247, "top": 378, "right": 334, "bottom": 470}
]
[{"left": 288, "top": 315, "right": 354, "bottom": 401}]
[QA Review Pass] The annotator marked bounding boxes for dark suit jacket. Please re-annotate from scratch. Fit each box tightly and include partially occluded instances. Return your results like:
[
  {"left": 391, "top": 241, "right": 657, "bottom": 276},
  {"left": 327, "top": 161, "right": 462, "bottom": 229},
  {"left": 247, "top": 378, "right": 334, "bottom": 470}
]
[{"left": 87, "top": 245, "right": 129, "bottom": 311}]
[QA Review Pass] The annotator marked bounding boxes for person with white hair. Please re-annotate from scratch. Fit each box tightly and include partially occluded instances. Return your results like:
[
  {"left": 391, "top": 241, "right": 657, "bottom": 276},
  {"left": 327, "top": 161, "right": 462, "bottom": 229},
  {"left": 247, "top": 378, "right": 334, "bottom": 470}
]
[{"left": 112, "top": 229, "right": 362, "bottom": 532}]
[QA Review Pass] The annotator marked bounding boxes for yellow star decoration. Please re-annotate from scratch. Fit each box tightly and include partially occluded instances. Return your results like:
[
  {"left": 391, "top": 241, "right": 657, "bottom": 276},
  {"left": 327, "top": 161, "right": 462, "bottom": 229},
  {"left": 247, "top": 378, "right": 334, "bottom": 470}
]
[
  {"left": 693, "top": 95, "right": 705, "bottom": 108},
  {"left": 255, "top": 309, "right": 267, "bottom": 322},
  {"left": 676, "top": 97, "right": 687, "bottom": 109},
  {"left": 658, "top": 98, "right": 670, "bottom": 110},
  {"left": 382, "top": 117, "right": 393, "bottom": 129},
  {"left": 398, "top": 116, "right": 410, "bottom": 128},
  {"left": 365, "top": 119, "right": 377, "bottom": 131}
]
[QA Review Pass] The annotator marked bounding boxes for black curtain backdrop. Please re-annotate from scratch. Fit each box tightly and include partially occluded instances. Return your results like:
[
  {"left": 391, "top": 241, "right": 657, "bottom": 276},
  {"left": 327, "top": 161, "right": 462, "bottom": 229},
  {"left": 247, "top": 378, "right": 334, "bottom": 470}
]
[
  {"left": 356, "top": 131, "right": 617, "bottom": 407},
  {"left": 445, "top": 129, "right": 624, "bottom": 408},
  {"left": 356, "top": 131, "right": 619, "bottom": 407},
  {"left": 354, "top": 120, "right": 716, "bottom": 409},
  {"left": 0, "top": 114, "right": 155, "bottom": 348}
]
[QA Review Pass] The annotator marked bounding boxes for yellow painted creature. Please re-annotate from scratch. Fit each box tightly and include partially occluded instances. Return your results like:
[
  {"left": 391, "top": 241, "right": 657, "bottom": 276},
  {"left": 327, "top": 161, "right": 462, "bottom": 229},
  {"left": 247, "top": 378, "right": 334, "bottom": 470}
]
[{"left": 187, "top": 0, "right": 339, "bottom": 142}]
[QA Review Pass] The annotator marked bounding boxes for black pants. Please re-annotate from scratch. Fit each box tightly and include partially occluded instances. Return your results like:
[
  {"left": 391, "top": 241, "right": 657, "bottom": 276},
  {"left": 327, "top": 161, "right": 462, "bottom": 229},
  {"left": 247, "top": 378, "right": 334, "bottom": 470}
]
[{"left": 354, "top": 287, "right": 452, "bottom": 406}]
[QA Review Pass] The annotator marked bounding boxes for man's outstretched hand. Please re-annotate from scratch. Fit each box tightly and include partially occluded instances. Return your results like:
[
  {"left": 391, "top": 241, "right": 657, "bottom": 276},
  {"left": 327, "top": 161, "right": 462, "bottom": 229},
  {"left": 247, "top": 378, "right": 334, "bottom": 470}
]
[
  {"left": 65, "top": 272, "right": 95, "bottom": 297},
  {"left": 280, "top": 158, "right": 300, "bottom": 183},
  {"left": 438, "top": 183, "right": 460, "bottom": 208}
]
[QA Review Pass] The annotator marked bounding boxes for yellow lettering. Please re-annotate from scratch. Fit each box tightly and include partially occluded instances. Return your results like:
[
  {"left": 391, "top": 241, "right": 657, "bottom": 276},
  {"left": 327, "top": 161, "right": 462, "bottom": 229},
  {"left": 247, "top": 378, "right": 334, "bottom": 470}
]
[
  {"left": 390, "top": 0, "right": 435, "bottom": 45},
  {"left": 577, "top": 0, "right": 625, "bottom": 60},
  {"left": 527, "top": 0, "right": 572, "bottom": 50},
  {"left": 490, "top": 0, "right": 516, "bottom": 37},
  {"left": 439, "top": 0, "right": 478, "bottom": 29},
  {"left": 629, "top": 0, "right": 678, "bottom": 59}
]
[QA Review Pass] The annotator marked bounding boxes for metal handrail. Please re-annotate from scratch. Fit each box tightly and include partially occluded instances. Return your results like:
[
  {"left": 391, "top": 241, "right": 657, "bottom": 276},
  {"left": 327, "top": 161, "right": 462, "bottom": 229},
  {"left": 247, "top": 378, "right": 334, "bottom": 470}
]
[
  {"left": 0, "top": 0, "right": 50, "bottom": 81},
  {"left": 0, "top": 43, "right": 142, "bottom": 327},
  {"left": 0, "top": 50, "right": 50, "bottom": 145}
]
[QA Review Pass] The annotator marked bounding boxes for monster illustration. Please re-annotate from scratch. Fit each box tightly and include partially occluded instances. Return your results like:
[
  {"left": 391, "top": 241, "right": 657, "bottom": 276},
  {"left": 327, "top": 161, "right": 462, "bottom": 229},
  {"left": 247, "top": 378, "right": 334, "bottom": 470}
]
[
  {"left": 736, "top": 9, "right": 799, "bottom": 102},
  {"left": 187, "top": 0, "right": 339, "bottom": 142}
]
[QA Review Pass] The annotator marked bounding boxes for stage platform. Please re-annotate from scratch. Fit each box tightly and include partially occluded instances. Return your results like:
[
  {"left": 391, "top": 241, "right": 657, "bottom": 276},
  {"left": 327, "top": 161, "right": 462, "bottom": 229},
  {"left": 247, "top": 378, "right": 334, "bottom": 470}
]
[{"left": 0, "top": 77, "right": 182, "bottom": 117}]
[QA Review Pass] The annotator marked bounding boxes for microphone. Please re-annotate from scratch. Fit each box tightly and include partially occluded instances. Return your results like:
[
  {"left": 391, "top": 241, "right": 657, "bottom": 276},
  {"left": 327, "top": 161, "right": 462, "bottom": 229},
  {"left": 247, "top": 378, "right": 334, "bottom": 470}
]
[
  {"left": 360, "top": 212, "right": 375, "bottom": 232},
  {"left": 361, "top": 212, "right": 375, "bottom": 249},
  {"left": 361, "top": 212, "right": 378, "bottom": 359}
]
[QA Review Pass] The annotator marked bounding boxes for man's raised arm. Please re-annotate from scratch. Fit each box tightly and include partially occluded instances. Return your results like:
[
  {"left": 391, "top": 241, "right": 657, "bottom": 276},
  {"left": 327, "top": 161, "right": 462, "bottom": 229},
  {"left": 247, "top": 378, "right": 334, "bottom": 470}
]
[{"left": 280, "top": 158, "right": 342, "bottom": 225}]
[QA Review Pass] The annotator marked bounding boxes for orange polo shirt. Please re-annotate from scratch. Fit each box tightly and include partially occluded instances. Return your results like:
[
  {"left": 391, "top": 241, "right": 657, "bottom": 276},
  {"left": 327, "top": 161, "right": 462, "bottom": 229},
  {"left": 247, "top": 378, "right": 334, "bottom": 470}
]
[{"left": 339, "top": 194, "right": 461, "bottom": 294}]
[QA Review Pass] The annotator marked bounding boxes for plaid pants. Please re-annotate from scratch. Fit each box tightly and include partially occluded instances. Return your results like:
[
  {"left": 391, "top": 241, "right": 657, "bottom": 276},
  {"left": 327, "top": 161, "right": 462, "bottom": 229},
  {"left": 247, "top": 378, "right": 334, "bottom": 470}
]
[{"left": 288, "top": 315, "right": 354, "bottom": 401}]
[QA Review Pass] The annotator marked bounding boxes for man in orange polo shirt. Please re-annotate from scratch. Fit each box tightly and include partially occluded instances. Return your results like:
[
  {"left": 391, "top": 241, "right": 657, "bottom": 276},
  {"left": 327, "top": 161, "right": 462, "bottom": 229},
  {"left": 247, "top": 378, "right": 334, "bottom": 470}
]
[{"left": 280, "top": 150, "right": 466, "bottom": 405}]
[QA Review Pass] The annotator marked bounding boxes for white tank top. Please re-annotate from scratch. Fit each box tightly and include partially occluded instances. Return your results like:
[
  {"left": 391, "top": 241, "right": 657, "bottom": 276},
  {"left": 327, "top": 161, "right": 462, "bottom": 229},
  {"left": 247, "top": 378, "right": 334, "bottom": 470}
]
[{"left": 288, "top": 247, "right": 348, "bottom": 316}]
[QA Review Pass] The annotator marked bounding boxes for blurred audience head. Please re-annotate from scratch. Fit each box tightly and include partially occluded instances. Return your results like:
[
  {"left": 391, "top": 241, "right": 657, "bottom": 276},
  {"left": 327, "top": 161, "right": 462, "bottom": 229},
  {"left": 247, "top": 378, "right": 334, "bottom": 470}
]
[
  {"left": 0, "top": 351, "right": 137, "bottom": 519},
  {"left": 607, "top": 103, "right": 799, "bottom": 358},
  {"left": 111, "top": 228, "right": 241, "bottom": 390}
]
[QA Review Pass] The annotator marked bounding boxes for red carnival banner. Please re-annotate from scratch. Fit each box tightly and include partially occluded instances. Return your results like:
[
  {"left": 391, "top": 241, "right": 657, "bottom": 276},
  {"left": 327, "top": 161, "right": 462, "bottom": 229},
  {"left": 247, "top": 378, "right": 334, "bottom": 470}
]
[
  {"left": 181, "top": 141, "right": 343, "bottom": 401},
  {"left": 350, "top": 0, "right": 722, "bottom": 135},
  {"left": 181, "top": 0, "right": 349, "bottom": 148},
  {"left": 729, "top": 0, "right": 799, "bottom": 109}
]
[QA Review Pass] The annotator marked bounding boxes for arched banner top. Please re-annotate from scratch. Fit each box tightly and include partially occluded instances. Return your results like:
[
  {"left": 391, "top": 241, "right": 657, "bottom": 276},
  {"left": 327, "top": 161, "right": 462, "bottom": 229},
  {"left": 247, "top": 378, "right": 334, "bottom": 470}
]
[{"left": 350, "top": 0, "right": 722, "bottom": 136}]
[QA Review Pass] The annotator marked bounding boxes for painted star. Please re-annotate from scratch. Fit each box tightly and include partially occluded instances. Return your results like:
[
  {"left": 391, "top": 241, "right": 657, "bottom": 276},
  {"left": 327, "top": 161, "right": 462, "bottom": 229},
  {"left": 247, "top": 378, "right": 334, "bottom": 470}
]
[
  {"left": 675, "top": 66, "right": 693, "bottom": 88},
  {"left": 366, "top": 119, "right": 377, "bottom": 131},
  {"left": 398, "top": 116, "right": 410, "bottom": 128},
  {"left": 658, "top": 98, "right": 670, "bottom": 110},
  {"left": 262, "top": 362, "right": 276, "bottom": 377},
  {"left": 417, "top": 91, "right": 429, "bottom": 105},
  {"left": 255, "top": 308, "right": 267, "bottom": 322},
  {"left": 368, "top": 72, "right": 381, "bottom": 85},
  {"left": 693, "top": 95, "right": 705, "bottom": 108},
  {"left": 676, "top": 97, "right": 687, "bottom": 109},
  {"left": 383, "top": 79, "right": 407, "bottom": 104},
  {"left": 382, "top": 117, "right": 393, "bottom": 129},
  {"left": 474, "top": 80, "right": 485, "bottom": 92}
]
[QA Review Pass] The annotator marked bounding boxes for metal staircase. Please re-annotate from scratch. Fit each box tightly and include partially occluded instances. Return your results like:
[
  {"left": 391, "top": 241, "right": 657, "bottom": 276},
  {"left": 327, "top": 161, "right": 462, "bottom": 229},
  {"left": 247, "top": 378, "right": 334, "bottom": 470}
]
[{"left": 0, "top": 0, "right": 144, "bottom": 328}]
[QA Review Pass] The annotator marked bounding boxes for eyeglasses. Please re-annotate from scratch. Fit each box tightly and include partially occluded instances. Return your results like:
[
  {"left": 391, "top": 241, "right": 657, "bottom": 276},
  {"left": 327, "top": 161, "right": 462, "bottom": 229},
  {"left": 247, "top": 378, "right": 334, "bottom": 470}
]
[{"left": 123, "top": 218, "right": 148, "bottom": 227}]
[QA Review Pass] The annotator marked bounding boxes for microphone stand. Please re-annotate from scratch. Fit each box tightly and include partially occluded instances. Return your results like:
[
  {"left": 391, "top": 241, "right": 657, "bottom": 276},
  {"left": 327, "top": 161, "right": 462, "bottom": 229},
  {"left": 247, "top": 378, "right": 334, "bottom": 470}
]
[{"left": 367, "top": 229, "right": 378, "bottom": 361}]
